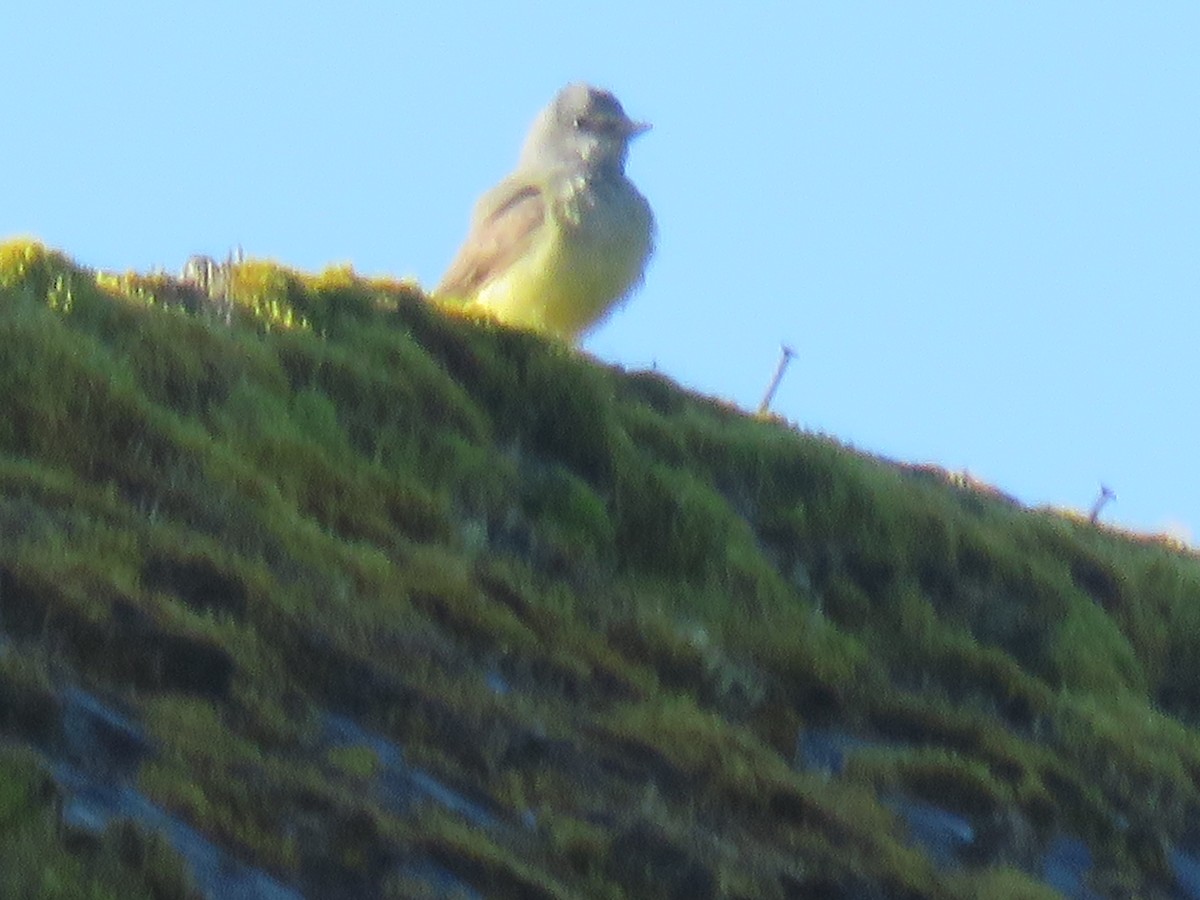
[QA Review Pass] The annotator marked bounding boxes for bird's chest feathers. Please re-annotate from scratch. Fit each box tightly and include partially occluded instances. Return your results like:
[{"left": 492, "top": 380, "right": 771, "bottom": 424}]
[{"left": 551, "top": 176, "right": 650, "bottom": 288}]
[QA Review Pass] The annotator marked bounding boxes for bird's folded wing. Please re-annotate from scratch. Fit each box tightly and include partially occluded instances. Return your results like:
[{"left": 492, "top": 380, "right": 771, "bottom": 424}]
[{"left": 434, "top": 176, "right": 546, "bottom": 300}]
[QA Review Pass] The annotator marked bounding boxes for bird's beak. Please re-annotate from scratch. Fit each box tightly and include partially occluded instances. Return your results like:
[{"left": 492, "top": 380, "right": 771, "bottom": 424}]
[{"left": 624, "top": 119, "right": 652, "bottom": 139}]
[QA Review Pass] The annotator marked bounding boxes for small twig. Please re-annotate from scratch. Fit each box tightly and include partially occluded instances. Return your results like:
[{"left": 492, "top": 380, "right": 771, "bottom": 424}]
[
  {"left": 757, "top": 344, "right": 797, "bottom": 415},
  {"left": 1089, "top": 484, "right": 1116, "bottom": 524}
]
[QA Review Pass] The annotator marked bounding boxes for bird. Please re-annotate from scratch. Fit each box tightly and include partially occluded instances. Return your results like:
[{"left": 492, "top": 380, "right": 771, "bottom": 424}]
[{"left": 433, "top": 83, "right": 655, "bottom": 342}]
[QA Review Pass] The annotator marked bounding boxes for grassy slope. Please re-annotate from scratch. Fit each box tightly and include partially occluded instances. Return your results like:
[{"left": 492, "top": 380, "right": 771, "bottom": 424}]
[{"left": 2, "top": 239, "right": 1200, "bottom": 898}]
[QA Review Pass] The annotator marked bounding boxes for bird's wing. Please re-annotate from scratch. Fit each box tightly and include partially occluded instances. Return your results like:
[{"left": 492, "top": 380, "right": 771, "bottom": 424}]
[{"left": 434, "top": 175, "right": 547, "bottom": 300}]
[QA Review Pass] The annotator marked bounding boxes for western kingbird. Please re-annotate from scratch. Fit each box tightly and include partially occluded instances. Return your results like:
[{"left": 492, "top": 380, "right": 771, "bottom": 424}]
[{"left": 434, "top": 83, "right": 655, "bottom": 342}]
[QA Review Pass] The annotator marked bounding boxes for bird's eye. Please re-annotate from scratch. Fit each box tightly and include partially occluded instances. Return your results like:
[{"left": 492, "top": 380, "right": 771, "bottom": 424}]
[{"left": 572, "top": 115, "right": 583, "bottom": 129}]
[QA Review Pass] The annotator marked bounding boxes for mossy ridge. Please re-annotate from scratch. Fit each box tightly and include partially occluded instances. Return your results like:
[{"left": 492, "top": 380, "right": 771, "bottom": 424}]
[
  {"left": 615, "top": 390, "right": 1187, "bottom": 703},
  {"left": 3, "top": 241, "right": 1200, "bottom": 894},
  {"left": 625, "top": 397, "right": 1149, "bottom": 699}
]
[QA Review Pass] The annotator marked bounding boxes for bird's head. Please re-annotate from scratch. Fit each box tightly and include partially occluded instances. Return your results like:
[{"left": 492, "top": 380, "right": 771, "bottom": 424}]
[{"left": 519, "top": 83, "right": 649, "bottom": 173}]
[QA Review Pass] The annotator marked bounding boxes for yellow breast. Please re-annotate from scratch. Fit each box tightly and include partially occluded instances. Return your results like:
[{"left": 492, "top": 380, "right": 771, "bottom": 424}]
[{"left": 474, "top": 176, "right": 654, "bottom": 341}]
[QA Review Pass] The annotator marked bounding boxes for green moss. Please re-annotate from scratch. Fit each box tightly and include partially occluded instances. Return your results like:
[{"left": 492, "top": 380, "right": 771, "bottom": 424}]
[
  {"left": 847, "top": 746, "right": 1012, "bottom": 818},
  {"left": 0, "top": 746, "right": 45, "bottom": 826},
  {"left": 611, "top": 459, "right": 782, "bottom": 601},
  {"left": 588, "top": 691, "right": 912, "bottom": 875},
  {"left": 6, "top": 240, "right": 1200, "bottom": 895},
  {"left": 945, "top": 866, "right": 1065, "bottom": 900},
  {"left": 326, "top": 744, "right": 381, "bottom": 780},
  {"left": 0, "top": 746, "right": 198, "bottom": 900},
  {"left": 414, "top": 809, "right": 570, "bottom": 900},
  {"left": 1053, "top": 693, "right": 1200, "bottom": 838},
  {"left": 139, "top": 758, "right": 302, "bottom": 875},
  {"left": 0, "top": 240, "right": 70, "bottom": 299},
  {"left": 520, "top": 464, "right": 615, "bottom": 563},
  {"left": 539, "top": 812, "right": 617, "bottom": 890}
]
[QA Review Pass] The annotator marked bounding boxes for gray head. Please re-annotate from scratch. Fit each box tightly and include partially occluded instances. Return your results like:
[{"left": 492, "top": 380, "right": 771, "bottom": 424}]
[{"left": 518, "top": 83, "right": 649, "bottom": 174}]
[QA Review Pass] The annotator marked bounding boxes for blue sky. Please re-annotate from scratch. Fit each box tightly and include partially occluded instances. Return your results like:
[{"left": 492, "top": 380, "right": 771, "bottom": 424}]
[{"left": 4, "top": 3, "right": 1198, "bottom": 541}]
